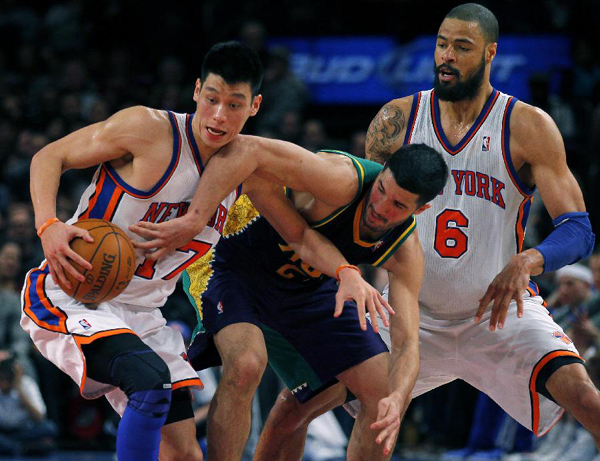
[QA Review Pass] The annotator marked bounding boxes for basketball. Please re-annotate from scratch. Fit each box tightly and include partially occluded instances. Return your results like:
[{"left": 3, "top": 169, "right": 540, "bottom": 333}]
[{"left": 59, "top": 219, "right": 136, "bottom": 304}]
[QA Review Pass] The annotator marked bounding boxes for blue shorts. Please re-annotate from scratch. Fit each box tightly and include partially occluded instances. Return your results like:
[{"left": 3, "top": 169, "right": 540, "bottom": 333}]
[{"left": 188, "top": 259, "right": 389, "bottom": 403}]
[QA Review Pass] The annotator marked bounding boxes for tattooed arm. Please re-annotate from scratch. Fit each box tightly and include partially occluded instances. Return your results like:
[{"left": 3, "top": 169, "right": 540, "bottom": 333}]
[{"left": 365, "top": 97, "right": 413, "bottom": 165}]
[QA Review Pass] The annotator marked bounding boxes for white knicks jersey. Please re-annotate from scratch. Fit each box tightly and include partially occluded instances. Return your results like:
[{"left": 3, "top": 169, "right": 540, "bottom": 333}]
[
  {"left": 405, "top": 89, "right": 539, "bottom": 320},
  {"left": 68, "top": 111, "right": 241, "bottom": 308}
]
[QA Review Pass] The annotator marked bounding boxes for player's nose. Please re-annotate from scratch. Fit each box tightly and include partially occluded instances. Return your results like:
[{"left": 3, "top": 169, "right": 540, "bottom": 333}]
[{"left": 213, "top": 104, "right": 226, "bottom": 123}]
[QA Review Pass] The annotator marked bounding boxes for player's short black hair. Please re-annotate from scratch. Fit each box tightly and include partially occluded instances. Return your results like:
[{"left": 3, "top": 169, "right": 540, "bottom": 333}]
[
  {"left": 445, "top": 3, "right": 499, "bottom": 44},
  {"left": 384, "top": 144, "right": 448, "bottom": 206},
  {"left": 201, "top": 41, "right": 263, "bottom": 96}
]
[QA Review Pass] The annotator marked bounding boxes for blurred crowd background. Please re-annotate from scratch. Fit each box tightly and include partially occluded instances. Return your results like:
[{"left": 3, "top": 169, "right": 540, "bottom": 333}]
[{"left": 1, "top": 0, "right": 600, "bottom": 459}]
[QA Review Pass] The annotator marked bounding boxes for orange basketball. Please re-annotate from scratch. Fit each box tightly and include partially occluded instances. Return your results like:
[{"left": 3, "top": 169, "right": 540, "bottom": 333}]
[{"left": 59, "top": 219, "right": 136, "bottom": 304}]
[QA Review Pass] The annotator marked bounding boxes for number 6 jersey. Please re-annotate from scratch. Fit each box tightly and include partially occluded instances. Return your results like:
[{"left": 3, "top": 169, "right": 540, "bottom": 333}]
[{"left": 405, "top": 89, "right": 536, "bottom": 320}]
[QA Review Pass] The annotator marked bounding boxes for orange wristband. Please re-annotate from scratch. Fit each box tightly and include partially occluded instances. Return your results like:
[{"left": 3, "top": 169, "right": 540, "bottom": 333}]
[
  {"left": 37, "top": 217, "right": 60, "bottom": 237},
  {"left": 335, "top": 264, "right": 361, "bottom": 281}
]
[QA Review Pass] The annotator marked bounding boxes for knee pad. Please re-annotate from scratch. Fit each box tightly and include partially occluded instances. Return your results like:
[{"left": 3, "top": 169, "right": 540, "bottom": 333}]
[
  {"left": 128, "top": 388, "right": 172, "bottom": 419},
  {"left": 111, "top": 349, "right": 172, "bottom": 397}
]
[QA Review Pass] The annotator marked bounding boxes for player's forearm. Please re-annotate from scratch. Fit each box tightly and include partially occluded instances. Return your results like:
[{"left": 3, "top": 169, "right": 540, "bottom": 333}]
[
  {"left": 185, "top": 149, "right": 258, "bottom": 231},
  {"left": 30, "top": 149, "right": 63, "bottom": 229},
  {"left": 288, "top": 228, "right": 347, "bottom": 278},
  {"left": 387, "top": 340, "right": 419, "bottom": 412}
]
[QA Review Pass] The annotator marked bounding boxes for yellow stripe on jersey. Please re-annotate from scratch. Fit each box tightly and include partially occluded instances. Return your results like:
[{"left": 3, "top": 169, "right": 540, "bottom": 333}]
[
  {"left": 373, "top": 216, "right": 416, "bottom": 267},
  {"left": 352, "top": 198, "right": 379, "bottom": 248},
  {"left": 186, "top": 194, "right": 259, "bottom": 320},
  {"left": 311, "top": 151, "right": 366, "bottom": 228}
]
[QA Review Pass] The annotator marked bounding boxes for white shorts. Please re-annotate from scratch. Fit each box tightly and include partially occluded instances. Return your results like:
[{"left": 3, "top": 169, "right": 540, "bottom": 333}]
[
  {"left": 346, "top": 295, "right": 581, "bottom": 436},
  {"left": 21, "top": 263, "right": 202, "bottom": 416}
]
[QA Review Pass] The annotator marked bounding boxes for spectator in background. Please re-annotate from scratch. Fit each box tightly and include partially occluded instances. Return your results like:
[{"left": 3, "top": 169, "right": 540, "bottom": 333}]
[
  {"left": 349, "top": 130, "right": 367, "bottom": 159},
  {"left": 5, "top": 203, "right": 44, "bottom": 282},
  {"left": 239, "top": 20, "right": 269, "bottom": 64},
  {"left": 0, "top": 241, "right": 37, "bottom": 381},
  {"left": 254, "top": 46, "right": 309, "bottom": 135},
  {"left": 549, "top": 264, "right": 594, "bottom": 320},
  {"left": 278, "top": 110, "right": 302, "bottom": 144},
  {"left": 0, "top": 356, "right": 57, "bottom": 456},
  {"left": 301, "top": 119, "right": 329, "bottom": 153}
]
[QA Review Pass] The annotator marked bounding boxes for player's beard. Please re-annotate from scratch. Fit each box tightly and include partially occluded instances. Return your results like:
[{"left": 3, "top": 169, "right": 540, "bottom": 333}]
[{"left": 433, "top": 54, "right": 486, "bottom": 102}]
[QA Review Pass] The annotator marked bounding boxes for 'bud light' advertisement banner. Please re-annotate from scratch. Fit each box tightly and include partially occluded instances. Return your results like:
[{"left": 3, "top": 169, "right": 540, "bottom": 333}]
[{"left": 269, "top": 36, "right": 571, "bottom": 104}]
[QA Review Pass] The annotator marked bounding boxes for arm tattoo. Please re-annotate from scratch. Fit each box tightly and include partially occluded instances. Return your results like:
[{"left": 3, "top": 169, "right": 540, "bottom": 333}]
[{"left": 366, "top": 103, "right": 406, "bottom": 165}]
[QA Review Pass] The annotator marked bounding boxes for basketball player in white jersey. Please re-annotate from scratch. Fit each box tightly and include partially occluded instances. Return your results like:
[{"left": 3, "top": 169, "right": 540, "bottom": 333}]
[
  {"left": 22, "top": 42, "right": 387, "bottom": 461},
  {"left": 219, "top": 3, "right": 600, "bottom": 459}
]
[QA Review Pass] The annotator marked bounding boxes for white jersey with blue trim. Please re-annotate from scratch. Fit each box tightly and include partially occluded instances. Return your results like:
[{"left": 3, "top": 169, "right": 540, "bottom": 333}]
[
  {"left": 68, "top": 111, "right": 241, "bottom": 308},
  {"left": 404, "top": 89, "right": 538, "bottom": 320}
]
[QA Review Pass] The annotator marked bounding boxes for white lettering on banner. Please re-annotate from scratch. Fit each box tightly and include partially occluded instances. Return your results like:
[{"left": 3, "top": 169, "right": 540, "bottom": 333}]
[
  {"left": 293, "top": 54, "right": 375, "bottom": 84},
  {"left": 492, "top": 55, "right": 527, "bottom": 82},
  {"left": 292, "top": 50, "right": 527, "bottom": 85}
]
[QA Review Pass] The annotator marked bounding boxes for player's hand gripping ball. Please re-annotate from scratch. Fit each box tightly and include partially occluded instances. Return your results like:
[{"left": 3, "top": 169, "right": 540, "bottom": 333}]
[{"left": 58, "top": 219, "right": 136, "bottom": 304}]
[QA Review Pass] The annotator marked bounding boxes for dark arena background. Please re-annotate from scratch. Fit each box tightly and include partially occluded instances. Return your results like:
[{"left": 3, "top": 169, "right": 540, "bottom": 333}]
[{"left": 1, "top": 1, "right": 599, "bottom": 460}]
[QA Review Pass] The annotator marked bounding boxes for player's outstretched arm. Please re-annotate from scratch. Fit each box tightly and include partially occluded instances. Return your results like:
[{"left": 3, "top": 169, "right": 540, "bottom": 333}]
[
  {"left": 31, "top": 106, "right": 158, "bottom": 288},
  {"left": 131, "top": 135, "right": 358, "bottom": 259},
  {"left": 365, "top": 97, "right": 412, "bottom": 165},
  {"left": 476, "top": 103, "right": 594, "bottom": 330},
  {"left": 370, "top": 232, "right": 422, "bottom": 456},
  {"left": 245, "top": 177, "right": 393, "bottom": 330}
]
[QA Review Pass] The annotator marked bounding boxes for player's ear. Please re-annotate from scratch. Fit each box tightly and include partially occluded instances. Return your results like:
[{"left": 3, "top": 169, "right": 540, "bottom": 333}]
[
  {"left": 414, "top": 203, "right": 431, "bottom": 215},
  {"left": 250, "top": 94, "right": 262, "bottom": 117},
  {"left": 485, "top": 42, "right": 497, "bottom": 64},
  {"left": 193, "top": 78, "right": 202, "bottom": 102}
]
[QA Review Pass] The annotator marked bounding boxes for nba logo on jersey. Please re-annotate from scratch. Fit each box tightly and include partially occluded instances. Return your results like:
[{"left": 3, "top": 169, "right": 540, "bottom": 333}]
[
  {"left": 79, "top": 319, "right": 92, "bottom": 330},
  {"left": 552, "top": 331, "right": 573, "bottom": 344},
  {"left": 482, "top": 136, "right": 491, "bottom": 152},
  {"left": 372, "top": 241, "right": 384, "bottom": 251},
  {"left": 217, "top": 301, "right": 224, "bottom": 314}
]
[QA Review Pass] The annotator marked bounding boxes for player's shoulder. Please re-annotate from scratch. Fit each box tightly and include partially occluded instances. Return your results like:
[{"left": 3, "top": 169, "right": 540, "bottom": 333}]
[
  {"left": 377, "top": 95, "right": 414, "bottom": 120},
  {"left": 382, "top": 228, "right": 424, "bottom": 273},
  {"left": 510, "top": 101, "right": 556, "bottom": 137},
  {"left": 509, "top": 100, "right": 564, "bottom": 163},
  {"left": 105, "top": 106, "right": 171, "bottom": 138}
]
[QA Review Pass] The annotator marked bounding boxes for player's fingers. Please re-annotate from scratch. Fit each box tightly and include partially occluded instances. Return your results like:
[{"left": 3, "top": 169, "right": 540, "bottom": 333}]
[
  {"left": 47, "top": 261, "right": 59, "bottom": 286},
  {"left": 334, "top": 292, "right": 344, "bottom": 318},
  {"left": 366, "top": 299, "right": 379, "bottom": 333},
  {"left": 379, "top": 293, "right": 394, "bottom": 315},
  {"left": 53, "top": 260, "right": 72, "bottom": 289},
  {"left": 371, "top": 412, "right": 396, "bottom": 431},
  {"left": 375, "top": 299, "right": 390, "bottom": 328},
  {"left": 516, "top": 295, "right": 524, "bottom": 319},
  {"left": 375, "top": 417, "right": 400, "bottom": 443},
  {"left": 134, "top": 221, "right": 159, "bottom": 230},
  {"left": 131, "top": 239, "right": 160, "bottom": 250},
  {"left": 58, "top": 255, "right": 85, "bottom": 282},
  {"left": 475, "top": 286, "right": 494, "bottom": 322},
  {"left": 79, "top": 230, "right": 94, "bottom": 243},
  {"left": 66, "top": 248, "right": 92, "bottom": 271},
  {"left": 128, "top": 223, "right": 159, "bottom": 239},
  {"left": 356, "top": 300, "right": 367, "bottom": 331},
  {"left": 489, "top": 291, "right": 510, "bottom": 331},
  {"left": 383, "top": 424, "right": 400, "bottom": 456},
  {"left": 147, "top": 247, "right": 169, "bottom": 261},
  {"left": 497, "top": 292, "right": 515, "bottom": 329}
]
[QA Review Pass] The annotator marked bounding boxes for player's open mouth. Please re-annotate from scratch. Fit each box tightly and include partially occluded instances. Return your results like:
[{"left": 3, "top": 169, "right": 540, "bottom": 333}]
[
  {"left": 439, "top": 70, "right": 456, "bottom": 82},
  {"left": 206, "top": 127, "right": 226, "bottom": 137},
  {"left": 437, "top": 65, "right": 459, "bottom": 82}
]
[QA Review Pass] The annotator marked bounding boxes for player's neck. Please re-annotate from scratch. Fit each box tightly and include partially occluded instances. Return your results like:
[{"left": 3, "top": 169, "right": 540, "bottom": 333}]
[{"left": 438, "top": 83, "right": 494, "bottom": 126}]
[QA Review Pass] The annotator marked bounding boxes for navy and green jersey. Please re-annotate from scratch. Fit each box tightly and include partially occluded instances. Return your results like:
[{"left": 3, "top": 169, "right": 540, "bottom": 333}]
[{"left": 212, "top": 150, "right": 416, "bottom": 288}]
